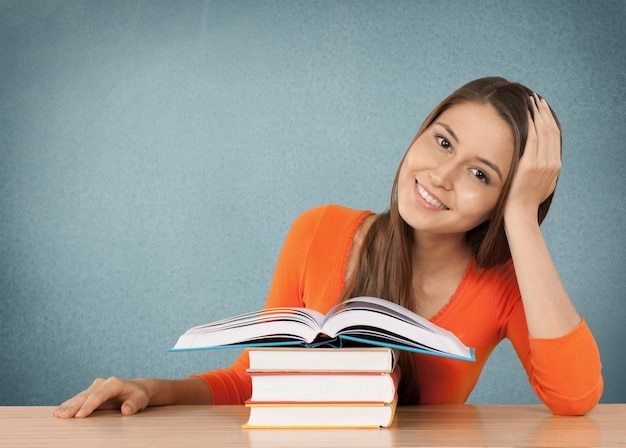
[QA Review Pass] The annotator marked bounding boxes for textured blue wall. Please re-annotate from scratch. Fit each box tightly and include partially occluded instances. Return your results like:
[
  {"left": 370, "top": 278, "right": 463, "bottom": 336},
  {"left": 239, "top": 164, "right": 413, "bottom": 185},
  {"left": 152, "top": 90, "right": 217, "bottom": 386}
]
[{"left": 1, "top": 0, "right": 624, "bottom": 405}]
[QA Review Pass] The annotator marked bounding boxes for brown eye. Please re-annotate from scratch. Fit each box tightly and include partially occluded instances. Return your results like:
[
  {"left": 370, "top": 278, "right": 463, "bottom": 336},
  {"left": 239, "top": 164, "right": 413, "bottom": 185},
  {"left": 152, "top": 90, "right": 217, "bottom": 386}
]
[
  {"left": 436, "top": 135, "right": 451, "bottom": 151},
  {"left": 470, "top": 168, "right": 489, "bottom": 184}
]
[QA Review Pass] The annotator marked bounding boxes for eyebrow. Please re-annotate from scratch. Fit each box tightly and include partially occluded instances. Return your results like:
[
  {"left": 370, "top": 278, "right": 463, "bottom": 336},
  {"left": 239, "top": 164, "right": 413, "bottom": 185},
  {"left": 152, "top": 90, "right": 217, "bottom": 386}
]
[
  {"left": 477, "top": 157, "right": 503, "bottom": 182},
  {"left": 435, "top": 121, "right": 503, "bottom": 182},
  {"left": 437, "top": 122, "right": 460, "bottom": 143}
]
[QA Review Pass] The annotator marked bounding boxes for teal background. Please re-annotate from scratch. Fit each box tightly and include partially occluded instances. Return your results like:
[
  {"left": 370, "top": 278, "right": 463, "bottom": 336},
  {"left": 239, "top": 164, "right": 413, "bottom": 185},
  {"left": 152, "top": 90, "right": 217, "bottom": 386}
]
[{"left": 1, "top": 0, "right": 624, "bottom": 406}]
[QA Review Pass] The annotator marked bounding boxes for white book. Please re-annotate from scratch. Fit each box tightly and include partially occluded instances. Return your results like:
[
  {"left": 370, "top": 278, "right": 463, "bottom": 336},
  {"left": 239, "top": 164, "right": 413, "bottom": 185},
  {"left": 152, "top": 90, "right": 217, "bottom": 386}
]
[
  {"left": 247, "top": 367, "right": 400, "bottom": 403},
  {"left": 246, "top": 347, "right": 397, "bottom": 373}
]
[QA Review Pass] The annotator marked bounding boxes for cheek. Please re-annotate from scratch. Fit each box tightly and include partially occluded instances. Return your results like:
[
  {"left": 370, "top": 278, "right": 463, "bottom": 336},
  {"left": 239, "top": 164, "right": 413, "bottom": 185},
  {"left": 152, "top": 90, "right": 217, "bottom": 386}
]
[
  {"left": 459, "top": 186, "right": 500, "bottom": 218},
  {"left": 396, "top": 165, "right": 412, "bottom": 209},
  {"left": 396, "top": 152, "right": 415, "bottom": 190},
  {"left": 398, "top": 142, "right": 426, "bottom": 177}
]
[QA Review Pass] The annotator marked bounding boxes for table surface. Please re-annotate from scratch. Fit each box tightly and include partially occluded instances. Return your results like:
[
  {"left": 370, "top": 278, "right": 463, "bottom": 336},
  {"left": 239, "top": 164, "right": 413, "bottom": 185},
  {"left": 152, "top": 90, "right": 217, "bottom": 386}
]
[{"left": 1, "top": 404, "right": 624, "bottom": 447}]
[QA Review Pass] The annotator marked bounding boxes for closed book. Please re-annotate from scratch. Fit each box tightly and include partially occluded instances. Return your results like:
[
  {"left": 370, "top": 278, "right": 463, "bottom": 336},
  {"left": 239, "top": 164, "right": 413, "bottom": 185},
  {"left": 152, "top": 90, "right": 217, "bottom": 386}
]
[
  {"left": 244, "top": 395, "right": 398, "bottom": 428},
  {"left": 246, "top": 347, "right": 397, "bottom": 373},
  {"left": 247, "top": 365, "right": 400, "bottom": 403}
]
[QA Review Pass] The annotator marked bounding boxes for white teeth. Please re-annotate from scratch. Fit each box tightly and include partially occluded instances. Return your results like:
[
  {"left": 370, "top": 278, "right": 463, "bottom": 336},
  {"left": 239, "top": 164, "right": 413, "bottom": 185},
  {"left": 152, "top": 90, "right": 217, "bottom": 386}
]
[{"left": 417, "top": 183, "right": 448, "bottom": 210}]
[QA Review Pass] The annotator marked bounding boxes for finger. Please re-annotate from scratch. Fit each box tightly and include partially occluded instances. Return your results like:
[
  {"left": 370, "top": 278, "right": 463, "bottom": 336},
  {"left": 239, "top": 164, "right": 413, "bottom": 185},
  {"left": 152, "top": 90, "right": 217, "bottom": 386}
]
[
  {"left": 525, "top": 108, "right": 538, "bottom": 159},
  {"left": 532, "top": 92, "right": 541, "bottom": 110},
  {"left": 119, "top": 379, "right": 150, "bottom": 416},
  {"left": 528, "top": 96, "right": 561, "bottom": 162},
  {"left": 53, "top": 378, "right": 107, "bottom": 419},
  {"left": 531, "top": 93, "right": 549, "bottom": 126},
  {"left": 536, "top": 98, "right": 562, "bottom": 166},
  {"left": 120, "top": 396, "right": 147, "bottom": 416},
  {"left": 533, "top": 96, "right": 559, "bottom": 134},
  {"left": 74, "top": 377, "right": 125, "bottom": 418},
  {"left": 538, "top": 97, "right": 556, "bottom": 124},
  {"left": 534, "top": 98, "right": 562, "bottom": 199}
]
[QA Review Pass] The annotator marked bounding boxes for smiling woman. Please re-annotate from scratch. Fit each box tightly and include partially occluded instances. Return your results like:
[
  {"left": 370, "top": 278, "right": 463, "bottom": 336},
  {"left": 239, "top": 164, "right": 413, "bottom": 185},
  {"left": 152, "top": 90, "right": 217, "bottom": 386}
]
[
  {"left": 54, "top": 77, "right": 603, "bottom": 419},
  {"left": 397, "top": 102, "right": 514, "bottom": 235},
  {"left": 338, "top": 77, "right": 586, "bottom": 406}
]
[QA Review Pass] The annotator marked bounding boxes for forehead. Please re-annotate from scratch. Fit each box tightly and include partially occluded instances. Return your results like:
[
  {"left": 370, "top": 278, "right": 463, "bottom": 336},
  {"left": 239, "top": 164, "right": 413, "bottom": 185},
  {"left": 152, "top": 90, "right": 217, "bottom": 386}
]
[{"left": 435, "top": 102, "right": 515, "bottom": 163}]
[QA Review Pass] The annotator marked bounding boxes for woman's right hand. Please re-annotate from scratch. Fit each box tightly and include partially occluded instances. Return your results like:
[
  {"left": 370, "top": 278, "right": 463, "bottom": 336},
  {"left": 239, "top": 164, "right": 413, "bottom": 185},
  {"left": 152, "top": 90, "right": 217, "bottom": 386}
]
[
  {"left": 53, "top": 377, "right": 152, "bottom": 418},
  {"left": 53, "top": 376, "right": 213, "bottom": 418}
]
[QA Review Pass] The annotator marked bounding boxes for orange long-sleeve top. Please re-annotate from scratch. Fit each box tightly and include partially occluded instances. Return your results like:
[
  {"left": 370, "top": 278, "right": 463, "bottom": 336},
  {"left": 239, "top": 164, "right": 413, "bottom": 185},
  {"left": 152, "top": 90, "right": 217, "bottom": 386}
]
[{"left": 194, "top": 204, "right": 603, "bottom": 415}]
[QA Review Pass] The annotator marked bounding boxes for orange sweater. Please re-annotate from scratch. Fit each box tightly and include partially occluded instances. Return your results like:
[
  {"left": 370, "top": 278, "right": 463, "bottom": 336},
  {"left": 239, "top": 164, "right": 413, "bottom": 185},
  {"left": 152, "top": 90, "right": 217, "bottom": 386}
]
[{"left": 194, "top": 204, "right": 603, "bottom": 415}]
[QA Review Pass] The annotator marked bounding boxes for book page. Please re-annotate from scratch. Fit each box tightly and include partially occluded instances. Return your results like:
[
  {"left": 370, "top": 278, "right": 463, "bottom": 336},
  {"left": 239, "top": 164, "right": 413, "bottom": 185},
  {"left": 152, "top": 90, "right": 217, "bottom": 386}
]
[
  {"left": 172, "top": 307, "right": 328, "bottom": 349},
  {"left": 321, "top": 297, "right": 471, "bottom": 358}
]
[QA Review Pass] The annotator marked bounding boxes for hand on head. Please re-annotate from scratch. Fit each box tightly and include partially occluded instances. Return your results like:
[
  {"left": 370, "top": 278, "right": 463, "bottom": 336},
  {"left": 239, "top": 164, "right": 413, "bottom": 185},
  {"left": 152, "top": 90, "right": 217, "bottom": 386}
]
[{"left": 505, "top": 94, "right": 562, "bottom": 218}]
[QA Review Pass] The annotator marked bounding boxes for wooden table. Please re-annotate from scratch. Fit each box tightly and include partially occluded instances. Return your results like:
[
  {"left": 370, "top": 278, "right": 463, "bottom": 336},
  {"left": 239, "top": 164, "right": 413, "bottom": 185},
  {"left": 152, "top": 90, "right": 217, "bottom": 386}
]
[{"left": 1, "top": 404, "right": 624, "bottom": 447}]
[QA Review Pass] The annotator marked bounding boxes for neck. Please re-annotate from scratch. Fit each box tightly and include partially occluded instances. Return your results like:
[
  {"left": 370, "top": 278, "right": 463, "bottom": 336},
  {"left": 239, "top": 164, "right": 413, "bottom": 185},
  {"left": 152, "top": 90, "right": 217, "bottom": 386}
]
[
  {"left": 409, "top": 231, "right": 473, "bottom": 320},
  {"left": 411, "top": 231, "right": 472, "bottom": 276}
]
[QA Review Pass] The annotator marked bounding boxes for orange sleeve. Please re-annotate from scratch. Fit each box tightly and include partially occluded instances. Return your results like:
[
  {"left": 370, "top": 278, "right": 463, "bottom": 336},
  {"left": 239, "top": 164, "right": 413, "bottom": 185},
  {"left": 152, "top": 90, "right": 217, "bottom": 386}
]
[
  {"left": 191, "top": 352, "right": 252, "bottom": 405},
  {"left": 191, "top": 205, "right": 371, "bottom": 404},
  {"left": 506, "top": 298, "right": 603, "bottom": 415},
  {"left": 526, "top": 320, "right": 604, "bottom": 415}
]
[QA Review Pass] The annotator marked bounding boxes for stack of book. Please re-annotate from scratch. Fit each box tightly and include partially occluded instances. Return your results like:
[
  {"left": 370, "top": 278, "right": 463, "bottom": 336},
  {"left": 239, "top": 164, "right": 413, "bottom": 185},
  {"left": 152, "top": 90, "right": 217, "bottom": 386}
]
[
  {"left": 243, "top": 346, "right": 400, "bottom": 428},
  {"left": 169, "top": 296, "right": 475, "bottom": 428}
]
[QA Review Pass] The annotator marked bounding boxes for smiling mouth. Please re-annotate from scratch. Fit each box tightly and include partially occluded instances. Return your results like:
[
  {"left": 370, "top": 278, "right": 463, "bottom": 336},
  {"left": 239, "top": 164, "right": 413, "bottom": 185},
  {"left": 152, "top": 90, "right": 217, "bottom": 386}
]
[{"left": 417, "top": 182, "right": 449, "bottom": 210}]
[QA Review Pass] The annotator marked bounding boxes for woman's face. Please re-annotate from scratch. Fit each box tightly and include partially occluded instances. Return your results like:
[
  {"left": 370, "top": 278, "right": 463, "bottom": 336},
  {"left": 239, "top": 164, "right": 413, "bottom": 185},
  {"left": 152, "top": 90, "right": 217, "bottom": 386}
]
[{"left": 397, "top": 101, "right": 514, "bottom": 237}]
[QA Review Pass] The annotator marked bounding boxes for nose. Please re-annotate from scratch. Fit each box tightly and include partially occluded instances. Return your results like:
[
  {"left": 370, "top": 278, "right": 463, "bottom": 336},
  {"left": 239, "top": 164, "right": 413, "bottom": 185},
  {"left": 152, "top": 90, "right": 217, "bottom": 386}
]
[{"left": 429, "top": 160, "right": 455, "bottom": 190}]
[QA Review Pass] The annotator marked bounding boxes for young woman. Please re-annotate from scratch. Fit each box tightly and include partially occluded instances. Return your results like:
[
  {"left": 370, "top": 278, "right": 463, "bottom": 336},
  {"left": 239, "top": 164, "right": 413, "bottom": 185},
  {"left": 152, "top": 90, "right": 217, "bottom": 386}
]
[{"left": 54, "top": 77, "right": 603, "bottom": 419}]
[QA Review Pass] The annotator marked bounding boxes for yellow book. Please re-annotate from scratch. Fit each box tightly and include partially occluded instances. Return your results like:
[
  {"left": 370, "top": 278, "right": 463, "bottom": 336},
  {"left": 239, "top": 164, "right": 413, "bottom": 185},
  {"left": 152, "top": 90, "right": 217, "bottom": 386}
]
[{"left": 243, "top": 394, "right": 398, "bottom": 429}]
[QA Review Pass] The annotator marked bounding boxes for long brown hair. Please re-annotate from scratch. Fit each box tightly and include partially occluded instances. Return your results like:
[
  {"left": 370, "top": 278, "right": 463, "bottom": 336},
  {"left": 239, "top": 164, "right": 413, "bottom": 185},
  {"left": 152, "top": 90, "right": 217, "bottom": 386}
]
[{"left": 341, "top": 77, "right": 561, "bottom": 404}]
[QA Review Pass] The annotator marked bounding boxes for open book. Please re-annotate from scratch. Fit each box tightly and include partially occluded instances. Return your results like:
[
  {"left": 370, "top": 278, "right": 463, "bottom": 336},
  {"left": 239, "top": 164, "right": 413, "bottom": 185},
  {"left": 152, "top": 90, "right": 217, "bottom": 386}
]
[{"left": 170, "top": 296, "right": 474, "bottom": 361}]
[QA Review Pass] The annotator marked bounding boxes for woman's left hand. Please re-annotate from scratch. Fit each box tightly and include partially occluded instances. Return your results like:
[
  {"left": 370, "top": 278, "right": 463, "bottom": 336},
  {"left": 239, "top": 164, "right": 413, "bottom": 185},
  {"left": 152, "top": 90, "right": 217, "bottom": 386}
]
[
  {"left": 505, "top": 94, "right": 562, "bottom": 219},
  {"left": 502, "top": 94, "right": 582, "bottom": 340}
]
